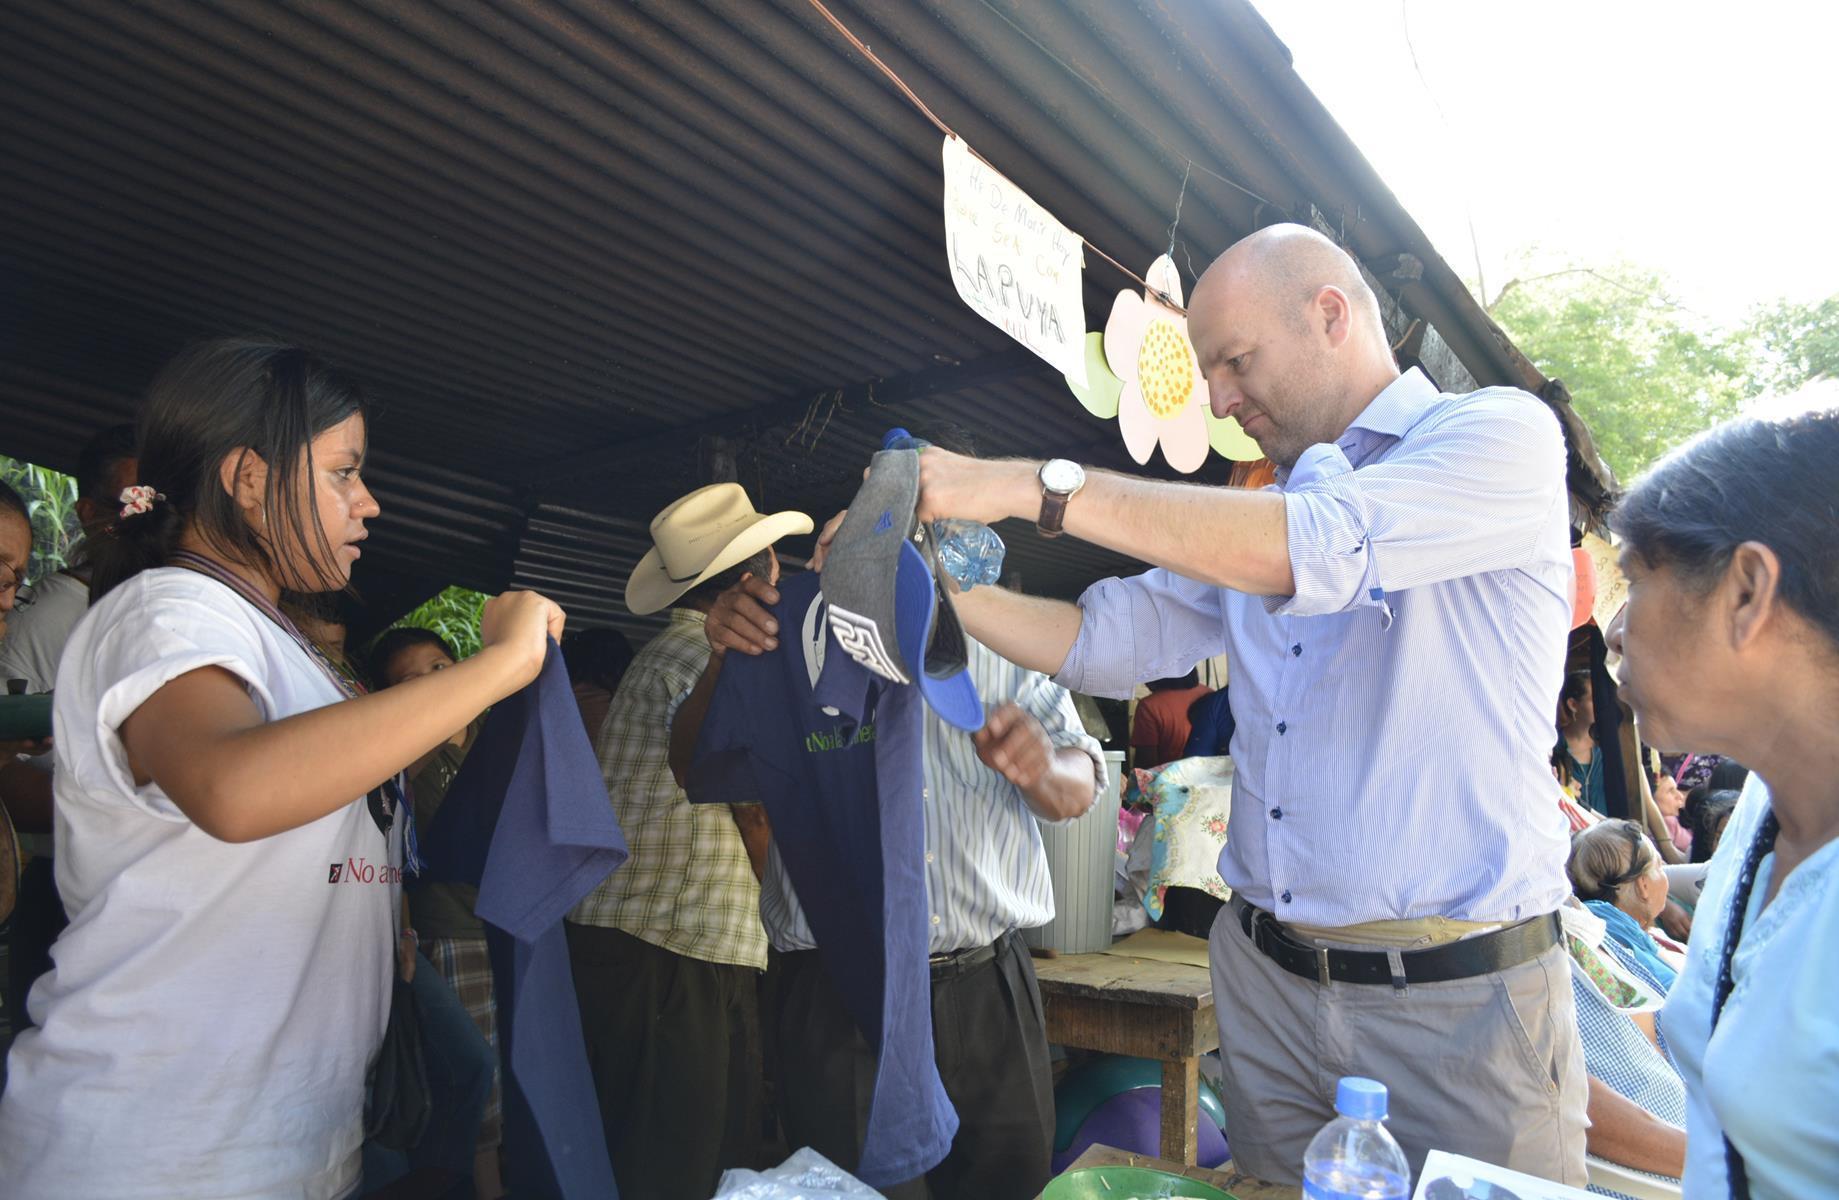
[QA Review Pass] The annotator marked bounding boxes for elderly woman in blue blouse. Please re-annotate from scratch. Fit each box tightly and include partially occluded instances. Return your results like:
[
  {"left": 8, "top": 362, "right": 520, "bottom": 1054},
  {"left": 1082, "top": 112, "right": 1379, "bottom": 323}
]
[
  {"left": 1561, "top": 898, "right": 1686, "bottom": 1187},
  {"left": 1569, "top": 820, "right": 1684, "bottom": 989},
  {"left": 1605, "top": 400, "right": 1839, "bottom": 1198}
]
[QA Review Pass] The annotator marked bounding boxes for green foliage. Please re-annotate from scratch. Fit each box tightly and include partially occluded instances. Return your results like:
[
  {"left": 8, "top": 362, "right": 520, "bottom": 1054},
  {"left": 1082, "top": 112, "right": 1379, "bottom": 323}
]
[
  {"left": 1489, "top": 268, "right": 1754, "bottom": 484},
  {"left": 0, "top": 456, "right": 84, "bottom": 583},
  {"left": 392, "top": 585, "right": 488, "bottom": 659},
  {"left": 1741, "top": 295, "right": 1839, "bottom": 395}
]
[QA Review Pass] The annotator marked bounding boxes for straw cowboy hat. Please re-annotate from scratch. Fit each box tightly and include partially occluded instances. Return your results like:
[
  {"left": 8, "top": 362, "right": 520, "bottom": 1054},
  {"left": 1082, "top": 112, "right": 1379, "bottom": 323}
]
[{"left": 625, "top": 483, "right": 813, "bottom": 615}]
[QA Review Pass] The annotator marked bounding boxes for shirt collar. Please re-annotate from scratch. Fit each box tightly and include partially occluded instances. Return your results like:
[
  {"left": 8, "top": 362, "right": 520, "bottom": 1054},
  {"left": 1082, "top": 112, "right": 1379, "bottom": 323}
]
[
  {"left": 668, "top": 606, "right": 708, "bottom": 627},
  {"left": 1345, "top": 367, "right": 1442, "bottom": 442},
  {"left": 1274, "top": 368, "right": 1442, "bottom": 487}
]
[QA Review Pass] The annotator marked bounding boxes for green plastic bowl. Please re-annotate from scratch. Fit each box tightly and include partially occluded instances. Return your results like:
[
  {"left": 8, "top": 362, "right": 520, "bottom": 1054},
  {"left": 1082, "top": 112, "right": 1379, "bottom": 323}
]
[{"left": 1042, "top": 1165, "right": 1239, "bottom": 1200}]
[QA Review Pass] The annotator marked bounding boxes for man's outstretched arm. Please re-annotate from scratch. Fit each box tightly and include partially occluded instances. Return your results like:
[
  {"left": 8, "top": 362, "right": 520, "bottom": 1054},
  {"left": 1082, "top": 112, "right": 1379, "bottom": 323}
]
[{"left": 914, "top": 453, "right": 1293, "bottom": 596}]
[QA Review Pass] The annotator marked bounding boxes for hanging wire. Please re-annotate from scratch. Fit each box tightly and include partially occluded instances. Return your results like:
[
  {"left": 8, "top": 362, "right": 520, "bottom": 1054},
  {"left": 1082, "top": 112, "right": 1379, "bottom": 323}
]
[
  {"left": 803, "top": 0, "right": 1191, "bottom": 312},
  {"left": 1166, "top": 161, "right": 1192, "bottom": 261}
]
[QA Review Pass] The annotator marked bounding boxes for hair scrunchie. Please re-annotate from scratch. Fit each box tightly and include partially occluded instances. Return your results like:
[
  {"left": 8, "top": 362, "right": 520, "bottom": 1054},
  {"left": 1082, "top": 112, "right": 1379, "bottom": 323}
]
[{"left": 118, "top": 485, "right": 166, "bottom": 519}]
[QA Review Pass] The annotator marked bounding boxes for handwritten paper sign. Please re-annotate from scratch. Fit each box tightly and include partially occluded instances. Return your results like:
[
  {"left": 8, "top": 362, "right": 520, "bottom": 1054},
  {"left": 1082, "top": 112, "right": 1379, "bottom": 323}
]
[{"left": 942, "top": 136, "right": 1087, "bottom": 386}]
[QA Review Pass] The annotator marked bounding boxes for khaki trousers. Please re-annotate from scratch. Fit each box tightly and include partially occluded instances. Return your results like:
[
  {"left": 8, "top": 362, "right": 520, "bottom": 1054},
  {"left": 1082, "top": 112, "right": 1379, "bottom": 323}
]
[{"left": 1207, "top": 904, "right": 1588, "bottom": 1186}]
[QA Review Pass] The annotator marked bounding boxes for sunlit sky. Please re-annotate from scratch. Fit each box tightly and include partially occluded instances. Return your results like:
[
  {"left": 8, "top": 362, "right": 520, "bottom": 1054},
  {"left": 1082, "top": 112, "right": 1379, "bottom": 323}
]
[{"left": 1249, "top": 0, "right": 1837, "bottom": 327}]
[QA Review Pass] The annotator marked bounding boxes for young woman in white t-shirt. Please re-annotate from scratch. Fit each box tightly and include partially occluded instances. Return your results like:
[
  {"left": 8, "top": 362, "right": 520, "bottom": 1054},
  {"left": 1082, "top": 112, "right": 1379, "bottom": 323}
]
[{"left": 0, "top": 338, "right": 564, "bottom": 1200}]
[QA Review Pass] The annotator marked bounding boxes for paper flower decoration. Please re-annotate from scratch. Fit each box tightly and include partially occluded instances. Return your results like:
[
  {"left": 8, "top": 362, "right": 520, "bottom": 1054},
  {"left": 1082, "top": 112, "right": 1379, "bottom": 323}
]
[{"left": 1098, "top": 256, "right": 1260, "bottom": 473}]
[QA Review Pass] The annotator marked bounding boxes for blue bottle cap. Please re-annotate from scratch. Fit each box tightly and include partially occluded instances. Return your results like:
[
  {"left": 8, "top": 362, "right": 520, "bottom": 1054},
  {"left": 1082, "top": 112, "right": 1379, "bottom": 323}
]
[
  {"left": 1335, "top": 1076, "right": 1388, "bottom": 1121},
  {"left": 883, "top": 427, "right": 920, "bottom": 451}
]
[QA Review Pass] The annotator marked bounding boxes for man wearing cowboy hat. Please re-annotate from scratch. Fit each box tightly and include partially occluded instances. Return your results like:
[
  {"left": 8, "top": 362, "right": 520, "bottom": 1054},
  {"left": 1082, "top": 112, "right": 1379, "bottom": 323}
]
[{"left": 565, "top": 482, "right": 812, "bottom": 1200}]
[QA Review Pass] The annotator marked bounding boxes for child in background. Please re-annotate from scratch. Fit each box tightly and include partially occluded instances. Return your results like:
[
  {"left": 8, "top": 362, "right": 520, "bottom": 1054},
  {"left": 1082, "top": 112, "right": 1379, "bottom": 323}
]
[{"left": 369, "top": 626, "right": 504, "bottom": 1200}]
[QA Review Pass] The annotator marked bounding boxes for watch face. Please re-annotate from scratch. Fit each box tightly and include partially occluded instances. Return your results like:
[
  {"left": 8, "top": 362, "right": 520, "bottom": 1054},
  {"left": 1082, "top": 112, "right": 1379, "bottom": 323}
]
[{"left": 1041, "top": 459, "right": 1084, "bottom": 494}]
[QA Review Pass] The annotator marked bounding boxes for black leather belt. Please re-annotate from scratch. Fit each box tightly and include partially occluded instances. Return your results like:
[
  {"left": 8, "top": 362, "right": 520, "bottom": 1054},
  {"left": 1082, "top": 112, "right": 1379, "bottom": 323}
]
[
  {"left": 928, "top": 936, "right": 1002, "bottom": 979},
  {"left": 1235, "top": 900, "right": 1561, "bottom": 988}
]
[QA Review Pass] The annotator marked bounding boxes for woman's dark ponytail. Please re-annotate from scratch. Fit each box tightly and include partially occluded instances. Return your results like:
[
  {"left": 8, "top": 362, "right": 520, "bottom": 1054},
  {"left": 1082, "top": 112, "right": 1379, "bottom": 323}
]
[{"left": 90, "top": 498, "right": 183, "bottom": 603}]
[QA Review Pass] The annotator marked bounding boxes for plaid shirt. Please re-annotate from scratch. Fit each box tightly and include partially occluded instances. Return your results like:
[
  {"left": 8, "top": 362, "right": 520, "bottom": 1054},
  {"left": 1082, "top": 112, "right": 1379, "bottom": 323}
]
[{"left": 568, "top": 608, "right": 766, "bottom": 970}]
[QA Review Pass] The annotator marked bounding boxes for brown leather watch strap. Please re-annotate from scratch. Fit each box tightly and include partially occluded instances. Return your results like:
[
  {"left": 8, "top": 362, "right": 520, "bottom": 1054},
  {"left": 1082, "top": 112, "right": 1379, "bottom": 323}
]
[{"left": 1037, "top": 490, "right": 1071, "bottom": 537}]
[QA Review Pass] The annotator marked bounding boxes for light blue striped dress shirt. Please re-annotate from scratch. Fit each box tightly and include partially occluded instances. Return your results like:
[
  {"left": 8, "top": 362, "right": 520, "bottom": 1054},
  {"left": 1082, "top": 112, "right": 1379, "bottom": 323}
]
[
  {"left": 1057, "top": 368, "right": 1575, "bottom": 927},
  {"left": 761, "top": 638, "right": 1105, "bottom": 955}
]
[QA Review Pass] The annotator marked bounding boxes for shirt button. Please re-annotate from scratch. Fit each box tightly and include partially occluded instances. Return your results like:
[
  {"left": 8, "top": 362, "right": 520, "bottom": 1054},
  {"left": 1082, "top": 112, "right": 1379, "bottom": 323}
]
[
  {"left": 925, "top": 852, "right": 935, "bottom": 864},
  {"left": 930, "top": 914, "right": 941, "bottom": 926},
  {"left": 922, "top": 788, "right": 930, "bottom": 799},
  {"left": 1276, "top": 721, "right": 1288, "bottom": 735},
  {"left": 1270, "top": 807, "right": 1283, "bottom": 820},
  {"left": 1281, "top": 890, "right": 1293, "bottom": 904},
  {"left": 1291, "top": 644, "right": 1303, "bottom": 657}
]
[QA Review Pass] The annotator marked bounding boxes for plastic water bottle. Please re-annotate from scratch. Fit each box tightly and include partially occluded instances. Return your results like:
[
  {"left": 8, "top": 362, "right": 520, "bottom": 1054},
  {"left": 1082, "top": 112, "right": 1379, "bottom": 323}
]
[
  {"left": 933, "top": 518, "right": 1005, "bottom": 590},
  {"left": 1301, "top": 1077, "right": 1411, "bottom": 1199},
  {"left": 881, "top": 429, "right": 1007, "bottom": 591}
]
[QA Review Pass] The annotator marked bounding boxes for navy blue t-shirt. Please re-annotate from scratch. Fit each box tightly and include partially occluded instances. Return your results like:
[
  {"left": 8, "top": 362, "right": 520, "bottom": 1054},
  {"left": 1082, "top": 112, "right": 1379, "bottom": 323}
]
[
  {"left": 423, "top": 642, "right": 629, "bottom": 1199},
  {"left": 689, "top": 571, "right": 957, "bottom": 1187}
]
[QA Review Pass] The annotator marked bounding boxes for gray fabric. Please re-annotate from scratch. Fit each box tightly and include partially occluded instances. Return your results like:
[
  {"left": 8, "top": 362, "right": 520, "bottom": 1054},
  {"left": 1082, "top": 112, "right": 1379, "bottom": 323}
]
[
  {"left": 823, "top": 448, "right": 923, "bottom": 683},
  {"left": 1206, "top": 902, "right": 1588, "bottom": 1187}
]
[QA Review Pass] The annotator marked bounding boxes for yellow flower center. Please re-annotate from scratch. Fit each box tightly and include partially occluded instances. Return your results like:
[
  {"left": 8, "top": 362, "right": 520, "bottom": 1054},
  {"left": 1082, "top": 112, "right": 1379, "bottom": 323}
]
[{"left": 1136, "top": 316, "right": 1194, "bottom": 419}]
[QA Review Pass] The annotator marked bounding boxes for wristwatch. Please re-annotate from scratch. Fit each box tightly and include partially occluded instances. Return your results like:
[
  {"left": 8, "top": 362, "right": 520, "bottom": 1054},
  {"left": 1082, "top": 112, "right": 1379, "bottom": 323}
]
[{"left": 1035, "top": 459, "right": 1086, "bottom": 538}]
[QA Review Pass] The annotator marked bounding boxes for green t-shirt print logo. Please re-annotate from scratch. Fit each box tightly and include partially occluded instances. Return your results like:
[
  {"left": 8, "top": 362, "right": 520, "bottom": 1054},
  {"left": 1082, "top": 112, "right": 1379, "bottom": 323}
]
[{"left": 805, "top": 723, "right": 876, "bottom": 753}]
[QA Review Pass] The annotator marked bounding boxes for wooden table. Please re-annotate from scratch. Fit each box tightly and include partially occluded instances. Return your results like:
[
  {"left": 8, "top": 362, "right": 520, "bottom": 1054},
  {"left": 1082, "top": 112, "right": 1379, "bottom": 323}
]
[
  {"left": 1032, "top": 951, "right": 1218, "bottom": 1165},
  {"left": 1040, "top": 1144, "right": 1286, "bottom": 1200}
]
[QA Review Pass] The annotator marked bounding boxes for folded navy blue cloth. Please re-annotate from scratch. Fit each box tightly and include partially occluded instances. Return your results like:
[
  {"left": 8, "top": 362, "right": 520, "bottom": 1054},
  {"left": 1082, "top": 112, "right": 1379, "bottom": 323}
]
[
  {"left": 1182, "top": 687, "right": 1235, "bottom": 759},
  {"left": 423, "top": 641, "right": 628, "bottom": 1199},
  {"left": 689, "top": 572, "right": 956, "bottom": 1187}
]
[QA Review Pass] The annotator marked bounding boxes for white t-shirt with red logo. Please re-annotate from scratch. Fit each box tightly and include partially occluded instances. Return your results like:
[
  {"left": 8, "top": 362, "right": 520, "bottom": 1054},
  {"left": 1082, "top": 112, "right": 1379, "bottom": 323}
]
[{"left": 0, "top": 568, "right": 399, "bottom": 1200}]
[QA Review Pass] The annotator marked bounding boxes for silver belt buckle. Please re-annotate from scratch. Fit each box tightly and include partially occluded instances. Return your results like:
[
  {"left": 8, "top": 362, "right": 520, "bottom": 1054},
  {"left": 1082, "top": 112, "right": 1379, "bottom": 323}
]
[{"left": 1315, "top": 945, "right": 1331, "bottom": 987}]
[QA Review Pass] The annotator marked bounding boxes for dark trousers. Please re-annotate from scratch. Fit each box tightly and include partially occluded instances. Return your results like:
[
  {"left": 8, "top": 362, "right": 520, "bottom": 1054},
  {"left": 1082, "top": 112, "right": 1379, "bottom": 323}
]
[
  {"left": 5, "top": 857, "right": 67, "bottom": 1035},
  {"left": 769, "top": 930, "right": 1054, "bottom": 1200},
  {"left": 361, "top": 952, "right": 495, "bottom": 1196},
  {"left": 565, "top": 922, "right": 759, "bottom": 1200}
]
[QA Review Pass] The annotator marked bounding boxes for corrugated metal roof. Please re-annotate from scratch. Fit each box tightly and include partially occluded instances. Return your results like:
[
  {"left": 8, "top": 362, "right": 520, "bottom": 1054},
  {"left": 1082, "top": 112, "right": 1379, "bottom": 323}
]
[{"left": 0, "top": 0, "right": 1613, "bottom": 630}]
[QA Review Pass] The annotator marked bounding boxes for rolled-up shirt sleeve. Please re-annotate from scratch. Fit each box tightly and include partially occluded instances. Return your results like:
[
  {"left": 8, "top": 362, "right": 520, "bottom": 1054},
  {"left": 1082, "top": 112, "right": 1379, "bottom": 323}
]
[
  {"left": 1054, "top": 568, "right": 1228, "bottom": 700},
  {"left": 1274, "top": 390, "right": 1567, "bottom": 619}
]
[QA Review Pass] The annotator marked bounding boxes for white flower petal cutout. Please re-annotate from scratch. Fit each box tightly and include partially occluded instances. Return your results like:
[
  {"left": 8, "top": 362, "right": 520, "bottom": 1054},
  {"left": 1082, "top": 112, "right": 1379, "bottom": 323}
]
[
  {"left": 1143, "top": 254, "right": 1185, "bottom": 307},
  {"left": 1115, "top": 380, "right": 1160, "bottom": 464},
  {"left": 1103, "top": 288, "right": 1146, "bottom": 375},
  {"left": 1161, "top": 399, "right": 1210, "bottom": 473}
]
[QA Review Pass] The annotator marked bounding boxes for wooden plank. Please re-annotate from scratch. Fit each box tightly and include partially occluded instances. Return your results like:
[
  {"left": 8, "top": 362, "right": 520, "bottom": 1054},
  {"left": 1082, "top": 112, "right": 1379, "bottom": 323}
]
[
  {"left": 1032, "top": 952, "right": 1214, "bottom": 1008},
  {"left": 1160, "top": 1056, "right": 1200, "bottom": 1165},
  {"left": 1042, "top": 991, "right": 1218, "bottom": 1060},
  {"left": 1043, "top": 1145, "right": 1290, "bottom": 1200}
]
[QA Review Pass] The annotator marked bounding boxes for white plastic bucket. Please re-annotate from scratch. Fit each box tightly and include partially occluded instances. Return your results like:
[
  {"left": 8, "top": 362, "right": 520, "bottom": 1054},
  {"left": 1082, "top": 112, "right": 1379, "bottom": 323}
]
[{"left": 1021, "top": 750, "right": 1125, "bottom": 955}]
